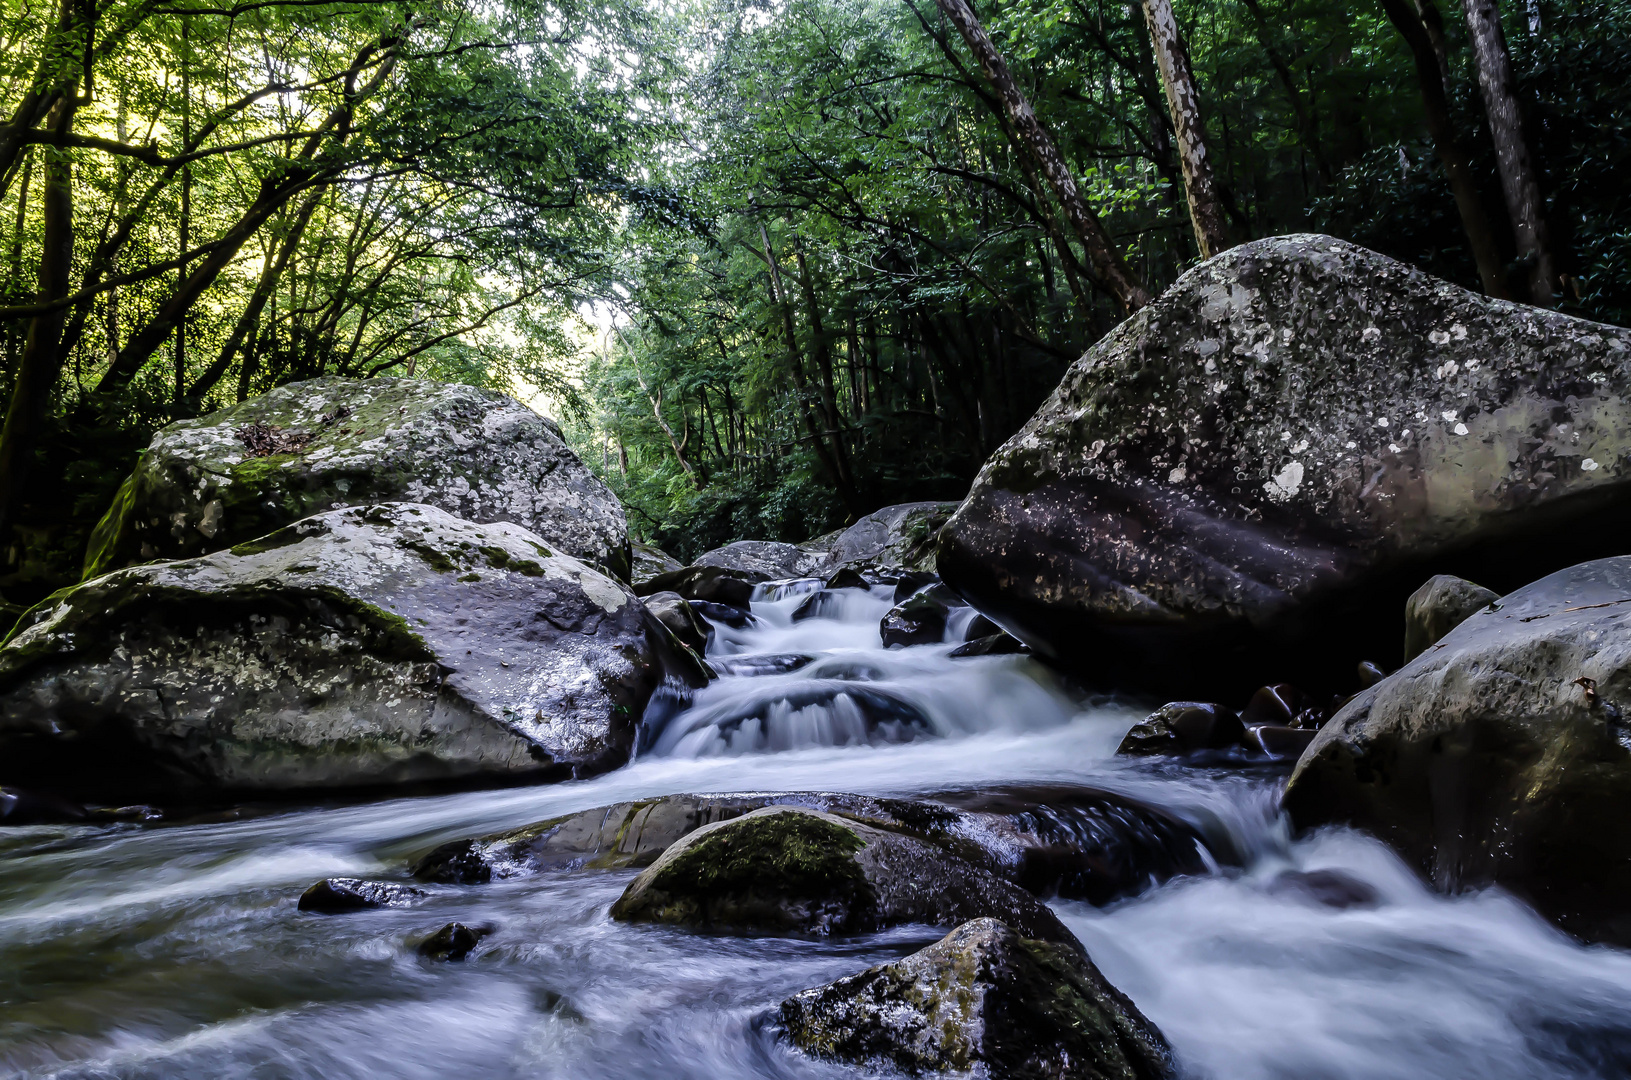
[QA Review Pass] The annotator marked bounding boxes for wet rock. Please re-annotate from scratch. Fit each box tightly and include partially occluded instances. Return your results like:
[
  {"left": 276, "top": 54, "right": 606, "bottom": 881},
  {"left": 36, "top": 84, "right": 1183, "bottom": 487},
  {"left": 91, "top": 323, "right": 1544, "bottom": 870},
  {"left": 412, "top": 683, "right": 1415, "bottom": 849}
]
[
  {"left": 609, "top": 807, "right": 1076, "bottom": 942},
  {"left": 631, "top": 541, "right": 684, "bottom": 589},
  {"left": 1118, "top": 702, "right": 1244, "bottom": 756},
  {"left": 891, "top": 570, "right": 940, "bottom": 603},
  {"left": 1242, "top": 724, "right": 1317, "bottom": 759},
  {"left": 778, "top": 917, "right": 1175, "bottom": 1080},
  {"left": 962, "top": 613, "right": 1001, "bottom": 641},
  {"left": 1403, "top": 574, "right": 1499, "bottom": 662},
  {"left": 0, "top": 503, "right": 683, "bottom": 799},
  {"left": 706, "top": 653, "right": 814, "bottom": 677},
  {"left": 1265, "top": 869, "right": 1380, "bottom": 910},
  {"left": 880, "top": 584, "right": 964, "bottom": 648},
  {"left": 1284, "top": 556, "right": 1631, "bottom": 945},
  {"left": 822, "top": 501, "right": 960, "bottom": 575},
  {"left": 823, "top": 566, "right": 870, "bottom": 591},
  {"left": 644, "top": 591, "right": 708, "bottom": 653},
  {"left": 0, "top": 786, "right": 87, "bottom": 825},
  {"left": 1356, "top": 660, "right": 1387, "bottom": 688},
  {"left": 298, "top": 877, "right": 427, "bottom": 913},
  {"left": 85, "top": 376, "right": 630, "bottom": 582},
  {"left": 790, "top": 590, "right": 847, "bottom": 622},
  {"left": 947, "top": 633, "right": 1028, "bottom": 658},
  {"left": 415, "top": 790, "right": 1210, "bottom": 907},
  {"left": 1241, "top": 683, "right": 1326, "bottom": 730},
  {"left": 696, "top": 540, "right": 826, "bottom": 580},
  {"left": 417, "top": 922, "right": 492, "bottom": 961},
  {"left": 690, "top": 599, "right": 760, "bottom": 630},
  {"left": 636, "top": 564, "right": 759, "bottom": 606},
  {"left": 938, "top": 235, "right": 1631, "bottom": 697}
]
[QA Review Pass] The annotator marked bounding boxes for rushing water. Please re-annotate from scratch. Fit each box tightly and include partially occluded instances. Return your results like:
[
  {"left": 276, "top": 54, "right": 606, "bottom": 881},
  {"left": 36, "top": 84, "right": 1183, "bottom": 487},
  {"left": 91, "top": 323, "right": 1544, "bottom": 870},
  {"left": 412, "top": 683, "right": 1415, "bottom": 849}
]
[{"left": 4, "top": 582, "right": 1631, "bottom": 1079}]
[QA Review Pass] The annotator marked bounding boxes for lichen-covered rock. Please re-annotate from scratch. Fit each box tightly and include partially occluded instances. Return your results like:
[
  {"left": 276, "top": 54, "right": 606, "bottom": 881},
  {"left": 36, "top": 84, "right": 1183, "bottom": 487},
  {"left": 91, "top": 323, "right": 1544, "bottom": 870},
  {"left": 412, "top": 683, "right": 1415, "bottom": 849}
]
[
  {"left": 823, "top": 502, "right": 961, "bottom": 573},
  {"left": 85, "top": 377, "right": 631, "bottom": 582},
  {"left": 609, "top": 806, "right": 1077, "bottom": 942},
  {"left": 1283, "top": 556, "right": 1631, "bottom": 945},
  {"left": 1403, "top": 574, "right": 1498, "bottom": 661},
  {"left": 411, "top": 789, "right": 1211, "bottom": 906},
  {"left": 778, "top": 917, "right": 1175, "bottom": 1080},
  {"left": 298, "top": 877, "right": 428, "bottom": 913},
  {"left": 635, "top": 541, "right": 827, "bottom": 603},
  {"left": 939, "top": 235, "right": 1631, "bottom": 695},
  {"left": 630, "top": 541, "right": 684, "bottom": 588},
  {"left": 0, "top": 503, "right": 685, "bottom": 799}
]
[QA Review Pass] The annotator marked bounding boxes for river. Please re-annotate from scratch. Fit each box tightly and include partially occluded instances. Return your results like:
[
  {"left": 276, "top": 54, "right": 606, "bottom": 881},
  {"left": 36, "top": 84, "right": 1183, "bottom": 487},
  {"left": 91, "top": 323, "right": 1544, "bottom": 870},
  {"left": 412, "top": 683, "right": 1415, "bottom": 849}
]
[{"left": 3, "top": 581, "right": 1630, "bottom": 1079}]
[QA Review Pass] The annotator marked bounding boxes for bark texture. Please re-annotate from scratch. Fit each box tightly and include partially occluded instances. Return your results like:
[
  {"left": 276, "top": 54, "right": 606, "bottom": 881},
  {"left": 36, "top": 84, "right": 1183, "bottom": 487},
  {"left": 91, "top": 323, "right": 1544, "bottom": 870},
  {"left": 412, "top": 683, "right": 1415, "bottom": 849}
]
[{"left": 1141, "top": 0, "right": 1229, "bottom": 258}]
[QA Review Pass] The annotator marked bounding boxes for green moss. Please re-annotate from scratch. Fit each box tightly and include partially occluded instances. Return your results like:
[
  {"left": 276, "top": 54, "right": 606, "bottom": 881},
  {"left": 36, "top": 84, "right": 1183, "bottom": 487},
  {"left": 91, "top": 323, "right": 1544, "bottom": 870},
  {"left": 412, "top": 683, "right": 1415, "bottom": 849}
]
[
  {"left": 479, "top": 545, "right": 511, "bottom": 569},
  {"left": 458, "top": 572, "right": 481, "bottom": 582},
  {"left": 229, "top": 525, "right": 306, "bottom": 558},
  {"left": 648, "top": 811, "right": 865, "bottom": 901},
  {"left": 399, "top": 539, "right": 459, "bottom": 574},
  {"left": 81, "top": 471, "right": 142, "bottom": 581},
  {"left": 510, "top": 559, "right": 545, "bottom": 577}
]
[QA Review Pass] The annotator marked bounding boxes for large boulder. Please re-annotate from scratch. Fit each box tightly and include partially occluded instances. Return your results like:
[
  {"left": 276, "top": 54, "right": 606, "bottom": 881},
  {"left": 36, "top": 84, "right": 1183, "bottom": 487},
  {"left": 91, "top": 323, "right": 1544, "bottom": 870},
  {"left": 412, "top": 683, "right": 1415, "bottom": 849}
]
[
  {"left": 634, "top": 540, "right": 824, "bottom": 604},
  {"left": 823, "top": 501, "right": 960, "bottom": 574},
  {"left": 609, "top": 806, "right": 1077, "bottom": 942},
  {"left": 1283, "top": 556, "right": 1631, "bottom": 944},
  {"left": 85, "top": 377, "right": 631, "bottom": 582},
  {"left": 411, "top": 789, "right": 1211, "bottom": 905},
  {"left": 938, "top": 235, "right": 1631, "bottom": 695},
  {"left": 0, "top": 503, "right": 689, "bottom": 800},
  {"left": 1402, "top": 574, "right": 1498, "bottom": 661},
  {"left": 779, "top": 918, "right": 1175, "bottom": 1080}
]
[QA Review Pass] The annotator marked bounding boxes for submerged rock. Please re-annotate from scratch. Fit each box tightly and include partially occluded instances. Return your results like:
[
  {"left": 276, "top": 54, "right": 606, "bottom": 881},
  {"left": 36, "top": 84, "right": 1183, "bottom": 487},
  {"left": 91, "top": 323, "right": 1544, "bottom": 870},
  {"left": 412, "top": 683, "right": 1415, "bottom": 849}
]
[
  {"left": 417, "top": 922, "right": 492, "bottom": 961},
  {"left": 879, "top": 584, "right": 965, "bottom": 648},
  {"left": 778, "top": 917, "right": 1175, "bottom": 1080},
  {"left": 1284, "top": 556, "right": 1631, "bottom": 945},
  {"left": 0, "top": 504, "right": 687, "bottom": 799},
  {"left": 822, "top": 502, "right": 960, "bottom": 574},
  {"left": 938, "top": 235, "right": 1631, "bottom": 696},
  {"left": 609, "top": 806, "right": 1076, "bottom": 942},
  {"left": 85, "top": 376, "right": 630, "bottom": 582},
  {"left": 1402, "top": 574, "right": 1498, "bottom": 662},
  {"left": 298, "top": 877, "right": 427, "bottom": 913},
  {"left": 414, "top": 790, "right": 1210, "bottom": 909}
]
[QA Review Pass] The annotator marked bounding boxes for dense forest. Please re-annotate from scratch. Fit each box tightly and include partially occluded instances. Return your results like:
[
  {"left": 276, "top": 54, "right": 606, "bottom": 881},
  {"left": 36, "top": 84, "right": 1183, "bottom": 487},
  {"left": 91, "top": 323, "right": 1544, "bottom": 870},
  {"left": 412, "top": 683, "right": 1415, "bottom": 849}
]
[{"left": 1, "top": 0, "right": 1627, "bottom": 598}]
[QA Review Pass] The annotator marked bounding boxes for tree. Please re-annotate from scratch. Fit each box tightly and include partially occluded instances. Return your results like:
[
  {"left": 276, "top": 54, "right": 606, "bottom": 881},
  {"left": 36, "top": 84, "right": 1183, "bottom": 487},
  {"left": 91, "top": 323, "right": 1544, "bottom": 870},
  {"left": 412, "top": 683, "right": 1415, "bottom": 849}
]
[{"left": 1140, "top": 0, "right": 1229, "bottom": 258}]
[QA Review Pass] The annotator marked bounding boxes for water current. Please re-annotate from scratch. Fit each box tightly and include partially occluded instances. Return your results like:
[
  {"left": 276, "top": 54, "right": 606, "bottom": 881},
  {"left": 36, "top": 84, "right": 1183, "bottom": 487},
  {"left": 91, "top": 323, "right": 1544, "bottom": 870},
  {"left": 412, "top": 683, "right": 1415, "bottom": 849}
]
[{"left": 4, "top": 582, "right": 1631, "bottom": 1079}]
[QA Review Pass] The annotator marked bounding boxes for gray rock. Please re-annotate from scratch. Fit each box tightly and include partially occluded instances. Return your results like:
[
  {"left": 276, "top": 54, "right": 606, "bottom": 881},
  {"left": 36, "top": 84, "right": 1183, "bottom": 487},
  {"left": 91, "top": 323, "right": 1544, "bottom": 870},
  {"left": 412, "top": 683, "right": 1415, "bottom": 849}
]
[
  {"left": 778, "top": 917, "right": 1175, "bottom": 1080},
  {"left": 643, "top": 590, "right": 709, "bottom": 653},
  {"left": 938, "top": 235, "right": 1631, "bottom": 695},
  {"left": 879, "top": 584, "right": 965, "bottom": 648},
  {"left": 609, "top": 806, "right": 1077, "bottom": 942},
  {"left": 85, "top": 376, "right": 631, "bottom": 581},
  {"left": 696, "top": 540, "right": 825, "bottom": 580},
  {"left": 1283, "top": 556, "right": 1631, "bottom": 944},
  {"left": 0, "top": 504, "right": 684, "bottom": 798},
  {"left": 824, "top": 501, "right": 961, "bottom": 573},
  {"left": 634, "top": 540, "right": 827, "bottom": 604},
  {"left": 1403, "top": 574, "right": 1499, "bottom": 661},
  {"left": 410, "top": 789, "right": 1211, "bottom": 906},
  {"left": 631, "top": 541, "right": 684, "bottom": 588},
  {"left": 298, "top": 877, "right": 428, "bottom": 913}
]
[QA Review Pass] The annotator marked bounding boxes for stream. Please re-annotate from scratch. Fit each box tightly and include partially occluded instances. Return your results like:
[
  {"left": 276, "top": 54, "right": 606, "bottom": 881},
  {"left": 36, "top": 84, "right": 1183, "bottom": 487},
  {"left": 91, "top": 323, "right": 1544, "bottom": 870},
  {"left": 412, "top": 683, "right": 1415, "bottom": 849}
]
[{"left": 4, "top": 581, "right": 1631, "bottom": 1079}]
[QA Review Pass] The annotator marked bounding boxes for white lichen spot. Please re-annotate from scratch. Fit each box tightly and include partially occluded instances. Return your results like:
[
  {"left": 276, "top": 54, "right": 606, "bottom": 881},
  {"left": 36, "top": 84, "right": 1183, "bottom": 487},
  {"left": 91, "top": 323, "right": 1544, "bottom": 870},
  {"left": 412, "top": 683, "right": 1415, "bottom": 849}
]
[
  {"left": 1361, "top": 327, "right": 1381, "bottom": 343},
  {"left": 1442, "top": 410, "right": 1458, "bottom": 422},
  {"left": 1086, "top": 440, "right": 1107, "bottom": 461},
  {"left": 1454, "top": 423, "right": 1470, "bottom": 436},
  {"left": 1264, "top": 461, "right": 1304, "bottom": 503},
  {"left": 1281, "top": 431, "right": 1292, "bottom": 441},
  {"left": 1168, "top": 465, "right": 1187, "bottom": 483},
  {"left": 1376, "top": 417, "right": 1390, "bottom": 428},
  {"left": 1291, "top": 439, "right": 1309, "bottom": 454},
  {"left": 1583, "top": 458, "right": 1602, "bottom": 472},
  {"left": 576, "top": 573, "right": 628, "bottom": 614},
  {"left": 1345, "top": 441, "right": 1358, "bottom": 449},
  {"left": 1389, "top": 443, "right": 1402, "bottom": 453},
  {"left": 1429, "top": 330, "right": 1451, "bottom": 346},
  {"left": 1212, "top": 380, "right": 1228, "bottom": 394},
  {"left": 1451, "top": 324, "right": 1468, "bottom": 340},
  {"left": 1436, "top": 360, "right": 1460, "bottom": 378}
]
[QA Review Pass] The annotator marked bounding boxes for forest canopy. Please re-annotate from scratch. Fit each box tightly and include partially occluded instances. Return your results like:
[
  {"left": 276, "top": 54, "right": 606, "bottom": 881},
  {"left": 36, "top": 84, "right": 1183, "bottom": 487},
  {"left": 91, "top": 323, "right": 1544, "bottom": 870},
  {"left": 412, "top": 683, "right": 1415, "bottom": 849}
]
[{"left": 1, "top": 0, "right": 1626, "bottom": 595}]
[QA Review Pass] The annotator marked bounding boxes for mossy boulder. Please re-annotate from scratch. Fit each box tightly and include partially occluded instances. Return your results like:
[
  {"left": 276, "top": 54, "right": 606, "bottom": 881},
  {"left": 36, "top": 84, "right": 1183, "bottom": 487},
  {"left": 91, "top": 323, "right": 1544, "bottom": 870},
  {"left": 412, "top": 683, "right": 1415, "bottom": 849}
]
[
  {"left": 609, "top": 806, "right": 1080, "bottom": 941},
  {"left": 0, "top": 503, "right": 686, "bottom": 800},
  {"left": 85, "top": 376, "right": 630, "bottom": 582},
  {"left": 938, "top": 235, "right": 1631, "bottom": 696},
  {"left": 779, "top": 917, "right": 1175, "bottom": 1080},
  {"left": 1284, "top": 556, "right": 1631, "bottom": 945}
]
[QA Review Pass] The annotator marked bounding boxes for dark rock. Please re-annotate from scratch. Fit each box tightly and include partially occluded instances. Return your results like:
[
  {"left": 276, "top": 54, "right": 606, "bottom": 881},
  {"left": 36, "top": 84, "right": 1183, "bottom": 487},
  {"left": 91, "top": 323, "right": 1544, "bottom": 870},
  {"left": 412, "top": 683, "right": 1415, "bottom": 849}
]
[
  {"left": 637, "top": 541, "right": 828, "bottom": 603},
  {"left": 689, "top": 599, "right": 760, "bottom": 630},
  {"left": 85, "top": 376, "right": 630, "bottom": 582},
  {"left": 1243, "top": 724, "right": 1317, "bottom": 759},
  {"left": 1241, "top": 683, "right": 1325, "bottom": 730},
  {"left": 417, "top": 922, "right": 492, "bottom": 961},
  {"left": 0, "top": 786, "right": 87, "bottom": 825},
  {"left": 298, "top": 877, "right": 427, "bottom": 913},
  {"left": 1118, "top": 702, "right": 1244, "bottom": 756},
  {"left": 0, "top": 503, "right": 678, "bottom": 799},
  {"left": 609, "top": 806, "right": 1077, "bottom": 942},
  {"left": 938, "top": 235, "right": 1631, "bottom": 697},
  {"left": 1403, "top": 574, "right": 1499, "bottom": 662},
  {"left": 644, "top": 591, "right": 708, "bottom": 653},
  {"left": 963, "top": 612, "right": 1001, "bottom": 641},
  {"left": 630, "top": 541, "right": 684, "bottom": 589},
  {"left": 638, "top": 564, "right": 760, "bottom": 606},
  {"left": 824, "top": 566, "right": 870, "bottom": 591},
  {"left": 778, "top": 917, "right": 1175, "bottom": 1080},
  {"left": 1283, "top": 556, "right": 1631, "bottom": 945},
  {"left": 415, "top": 789, "right": 1211, "bottom": 907},
  {"left": 879, "top": 584, "right": 964, "bottom": 648},
  {"left": 891, "top": 570, "right": 940, "bottom": 603},
  {"left": 1265, "top": 869, "right": 1380, "bottom": 910},
  {"left": 696, "top": 540, "right": 826, "bottom": 579},
  {"left": 1356, "top": 660, "right": 1387, "bottom": 688},
  {"left": 947, "top": 633, "right": 1028, "bottom": 658},
  {"left": 790, "top": 590, "right": 846, "bottom": 622},
  {"left": 823, "top": 502, "right": 960, "bottom": 574}
]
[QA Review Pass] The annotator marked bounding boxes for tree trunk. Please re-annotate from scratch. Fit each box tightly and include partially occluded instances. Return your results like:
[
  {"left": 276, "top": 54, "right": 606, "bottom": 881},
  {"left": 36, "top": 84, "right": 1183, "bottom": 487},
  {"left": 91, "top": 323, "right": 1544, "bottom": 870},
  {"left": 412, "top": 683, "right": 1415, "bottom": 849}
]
[
  {"left": 1140, "top": 0, "right": 1230, "bottom": 258},
  {"left": 1461, "top": 0, "right": 1555, "bottom": 305},
  {"left": 933, "top": 0, "right": 1151, "bottom": 315},
  {"left": 1379, "top": 0, "right": 1511, "bottom": 298},
  {"left": 0, "top": 94, "right": 77, "bottom": 535}
]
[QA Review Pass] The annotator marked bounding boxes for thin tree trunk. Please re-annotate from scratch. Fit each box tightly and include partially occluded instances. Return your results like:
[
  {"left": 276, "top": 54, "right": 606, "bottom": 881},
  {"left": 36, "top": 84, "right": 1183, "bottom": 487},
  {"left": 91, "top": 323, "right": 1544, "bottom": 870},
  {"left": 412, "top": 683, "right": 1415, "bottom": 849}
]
[
  {"left": 0, "top": 94, "right": 77, "bottom": 534},
  {"left": 174, "top": 16, "right": 191, "bottom": 407},
  {"left": 1461, "top": 0, "right": 1555, "bottom": 305},
  {"left": 1379, "top": 0, "right": 1511, "bottom": 298},
  {"left": 1140, "top": 0, "right": 1229, "bottom": 258},
  {"left": 4, "top": 149, "right": 31, "bottom": 370},
  {"left": 933, "top": 0, "right": 1151, "bottom": 315}
]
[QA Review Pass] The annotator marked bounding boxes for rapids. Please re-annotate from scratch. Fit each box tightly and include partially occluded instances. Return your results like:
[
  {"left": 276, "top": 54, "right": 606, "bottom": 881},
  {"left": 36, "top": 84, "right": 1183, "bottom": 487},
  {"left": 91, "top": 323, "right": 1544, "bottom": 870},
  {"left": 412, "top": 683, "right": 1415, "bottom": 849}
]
[{"left": 3, "top": 582, "right": 1630, "bottom": 1079}]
